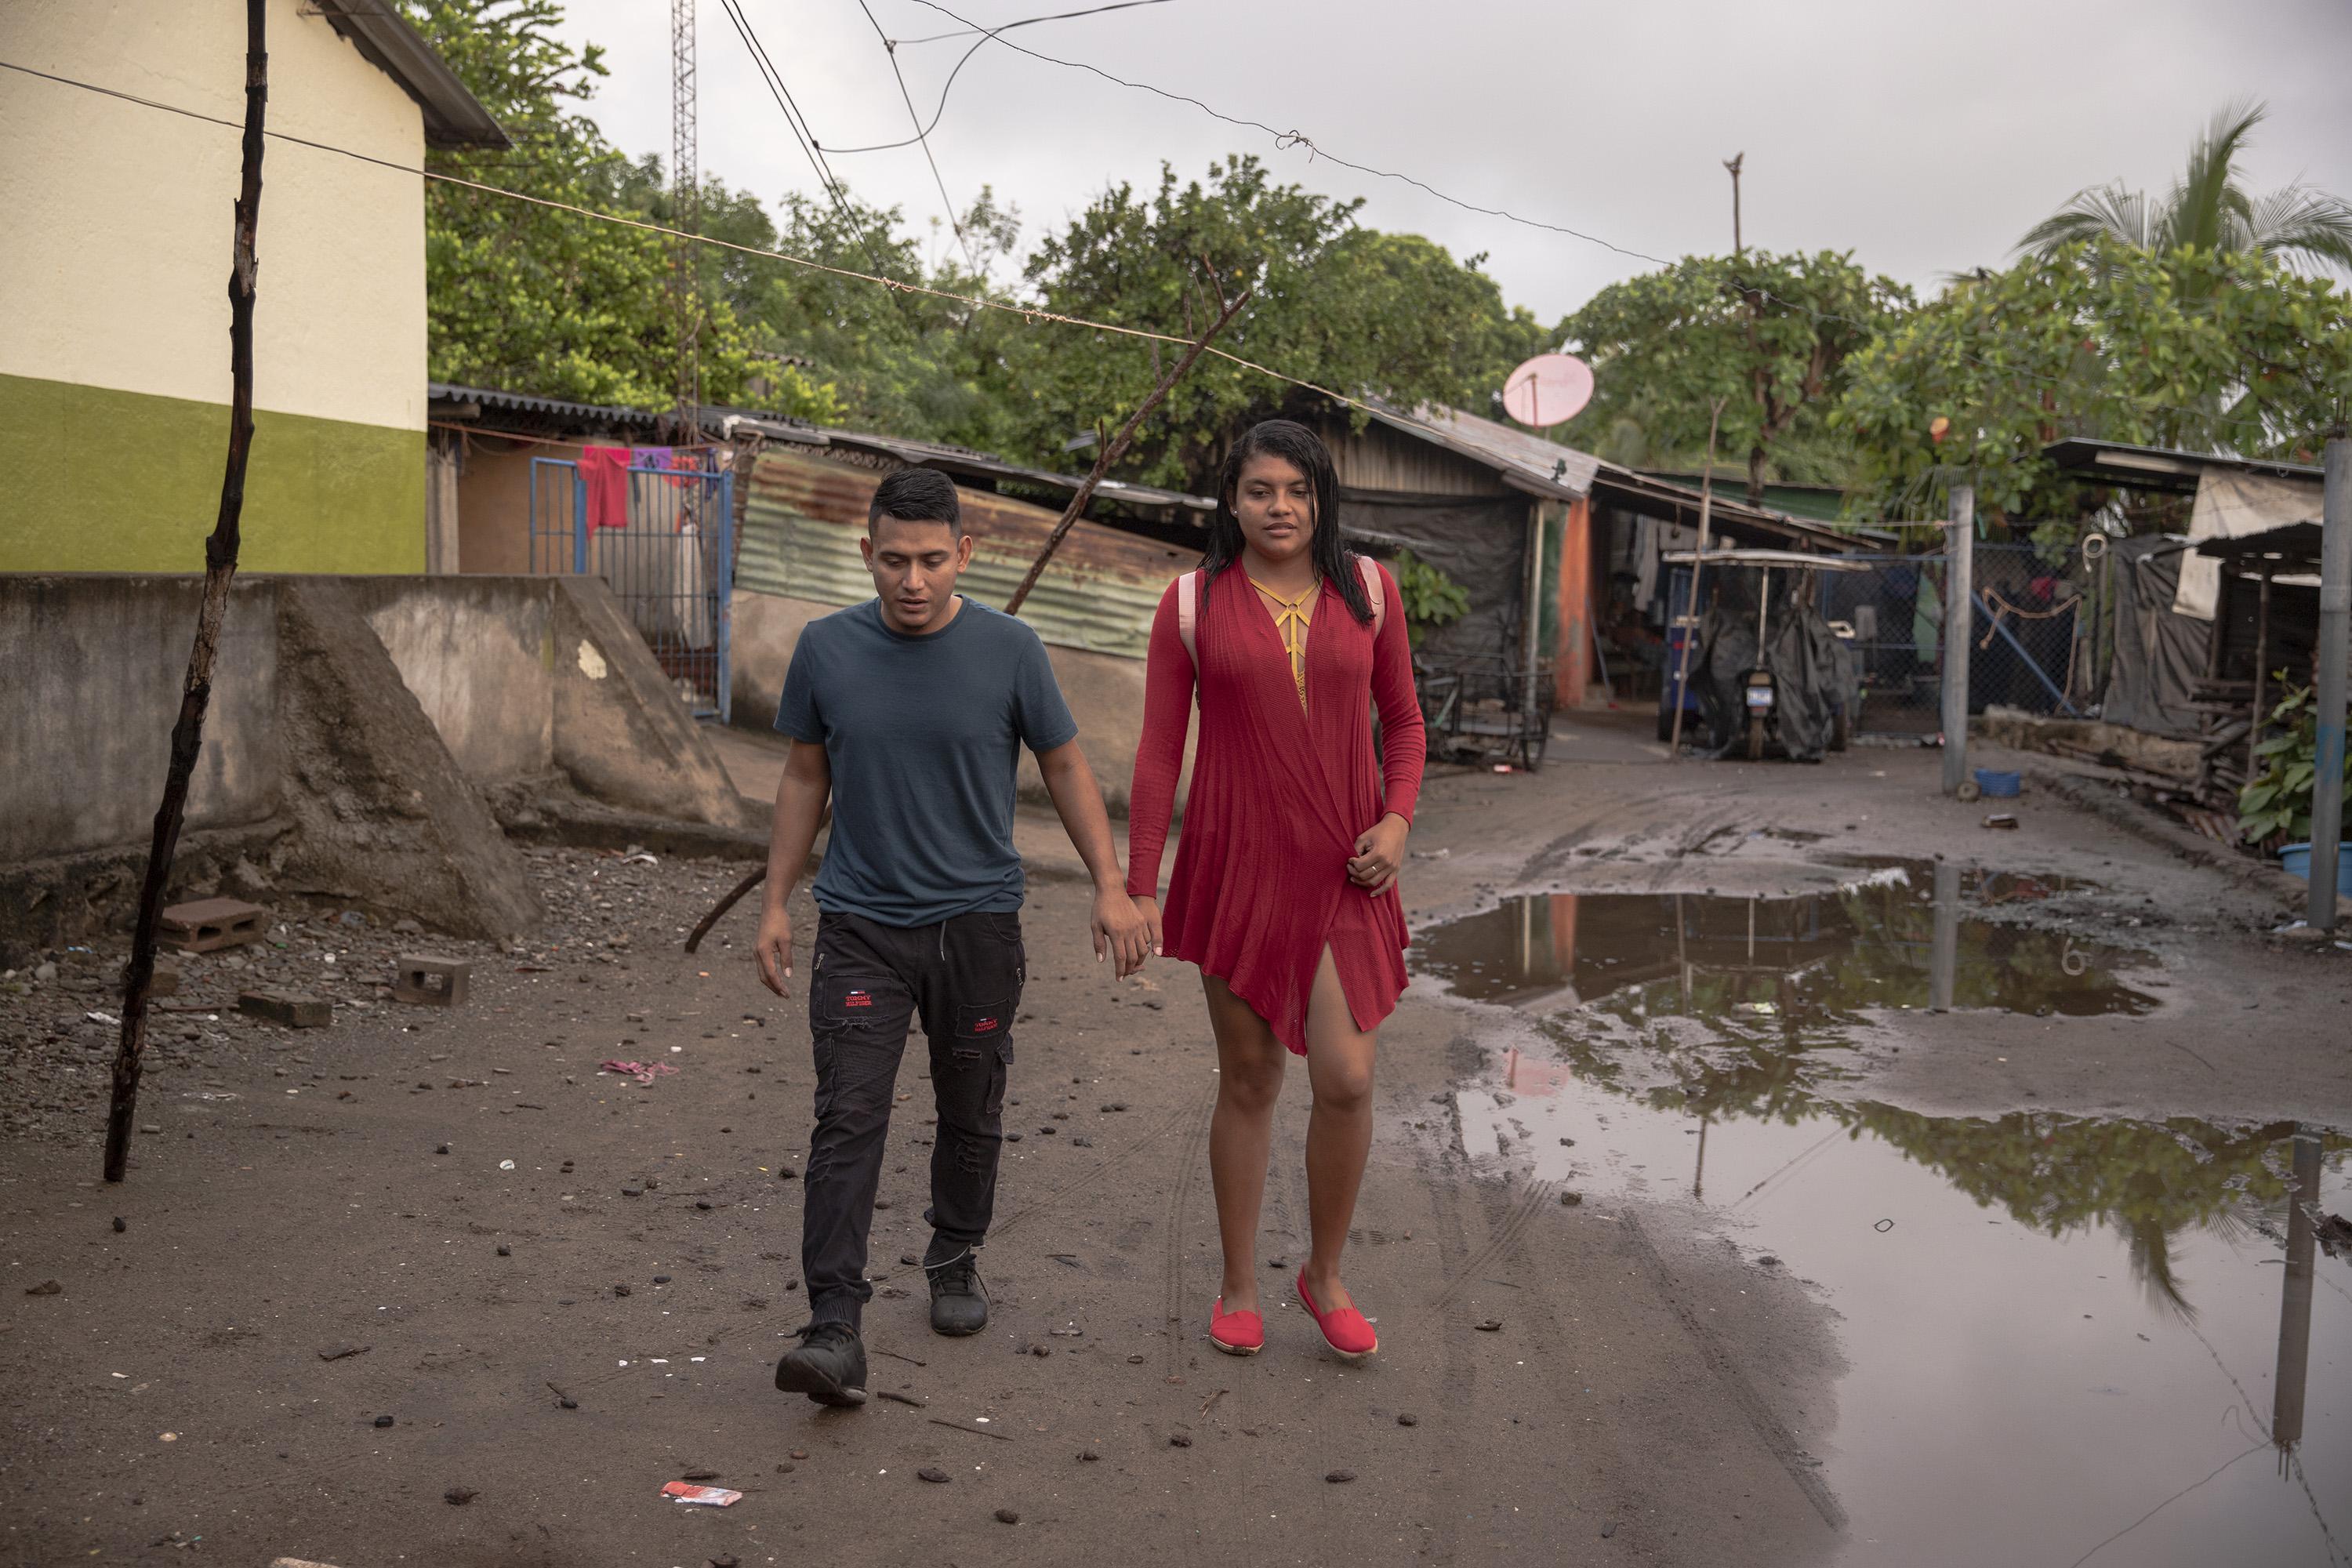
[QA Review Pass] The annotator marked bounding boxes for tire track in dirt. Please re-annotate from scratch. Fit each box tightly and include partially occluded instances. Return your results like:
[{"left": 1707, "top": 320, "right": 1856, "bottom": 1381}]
[
  {"left": 1427, "top": 1174, "right": 1557, "bottom": 1311},
  {"left": 1159, "top": 1086, "right": 1217, "bottom": 1377},
  {"left": 1617, "top": 1207, "right": 1847, "bottom": 1532},
  {"left": 1414, "top": 1138, "right": 1493, "bottom": 1567}
]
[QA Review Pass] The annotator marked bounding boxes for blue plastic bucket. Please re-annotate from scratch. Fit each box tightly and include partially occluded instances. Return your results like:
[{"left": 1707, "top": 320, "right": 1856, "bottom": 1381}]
[
  {"left": 1973, "top": 768, "right": 2021, "bottom": 798},
  {"left": 2278, "top": 843, "right": 2352, "bottom": 897}
]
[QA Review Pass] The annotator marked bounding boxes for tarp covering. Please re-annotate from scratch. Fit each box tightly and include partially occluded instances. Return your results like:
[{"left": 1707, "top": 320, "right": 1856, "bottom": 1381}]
[
  {"left": 2103, "top": 535, "right": 2207, "bottom": 739},
  {"left": 1336, "top": 489, "right": 1530, "bottom": 666},
  {"left": 2174, "top": 469, "right": 2324, "bottom": 619},
  {"left": 1690, "top": 571, "right": 1855, "bottom": 761}
]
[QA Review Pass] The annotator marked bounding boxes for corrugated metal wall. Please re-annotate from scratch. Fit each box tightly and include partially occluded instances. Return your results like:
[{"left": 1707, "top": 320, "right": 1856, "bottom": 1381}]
[
  {"left": 1316, "top": 415, "right": 1514, "bottom": 499},
  {"left": 739, "top": 448, "right": 1196, "bottom": 661}
]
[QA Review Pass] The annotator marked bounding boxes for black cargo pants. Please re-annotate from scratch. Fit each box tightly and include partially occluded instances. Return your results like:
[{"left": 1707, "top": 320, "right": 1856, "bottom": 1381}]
[{"left": 801, "top": 907, "right": 1025, "bottom": 1328}]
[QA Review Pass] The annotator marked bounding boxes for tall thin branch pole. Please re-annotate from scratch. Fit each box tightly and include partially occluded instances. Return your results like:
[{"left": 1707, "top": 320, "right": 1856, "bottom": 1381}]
[
  {"left": 1003, "top": 288, "right": 1252, "bottom": 615},
  {"left": 1665, "top": 397, "right": 1726, "bottom": 760},
  {"left": 1723, "top": 153, "right": 1744, "bottom": 256},
  {"left": 105, "top": 0, "right": 267, "bottom": 1183}
]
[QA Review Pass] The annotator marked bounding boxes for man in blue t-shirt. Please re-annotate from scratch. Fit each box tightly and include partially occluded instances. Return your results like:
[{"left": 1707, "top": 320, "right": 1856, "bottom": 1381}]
[{"left": 757, "top": 466, "right": 1150, "bottom": 1409}]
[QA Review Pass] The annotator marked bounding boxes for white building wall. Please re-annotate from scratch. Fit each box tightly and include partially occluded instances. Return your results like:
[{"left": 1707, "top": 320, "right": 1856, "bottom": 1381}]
[{"left": 0, "top": 0, "right": 428, "bottom": 434}]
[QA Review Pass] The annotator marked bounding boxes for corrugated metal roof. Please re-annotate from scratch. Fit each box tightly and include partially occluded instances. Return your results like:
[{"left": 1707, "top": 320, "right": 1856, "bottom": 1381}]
[
  {"left": 429, "top": 383, "right": 661, "bottom": 429},
  {"left": 1363, "top": 403, "right": 1602, "bottom": 501},
  {"left": 739, "top": 448, "right": 1196, "bottom": 660},
  {"left": 314, "top": 0, "right": 509, "bottom": 148},
  {"left": 717, "top": 419, "right": 1214, "bottom": 515},
  {"left": 1358, "top": 399, "right": 1874, "bottom": 551}
]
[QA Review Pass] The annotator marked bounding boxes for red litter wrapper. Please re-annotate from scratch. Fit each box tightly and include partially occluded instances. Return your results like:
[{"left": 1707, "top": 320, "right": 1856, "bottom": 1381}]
[{"left": 662, "top": 1481, "right": 742, "bottom": 1507}]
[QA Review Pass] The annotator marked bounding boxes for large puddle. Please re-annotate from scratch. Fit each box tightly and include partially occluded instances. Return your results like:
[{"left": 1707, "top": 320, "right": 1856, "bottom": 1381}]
[
  {"left": 1414, "top": 874, "right": 2350, "bottom": 1566},
  {"left": 1414, "top": 866, "right": 2159, "bottom": 1023}
]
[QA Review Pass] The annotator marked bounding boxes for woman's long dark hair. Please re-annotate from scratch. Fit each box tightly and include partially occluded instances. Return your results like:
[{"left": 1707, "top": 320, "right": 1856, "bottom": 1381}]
[{"left": 1202, "top": 419, "right": 1373, "bottom": 625}]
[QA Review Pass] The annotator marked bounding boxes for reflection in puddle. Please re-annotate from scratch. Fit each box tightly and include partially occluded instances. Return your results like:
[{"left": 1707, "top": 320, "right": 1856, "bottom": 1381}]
[
  {"left": 1415, "top": 866, "right": 2157, "bottom": 1022},
  {"left": 1417, "top": 879, "right": 2348, "bottom": 1566}
]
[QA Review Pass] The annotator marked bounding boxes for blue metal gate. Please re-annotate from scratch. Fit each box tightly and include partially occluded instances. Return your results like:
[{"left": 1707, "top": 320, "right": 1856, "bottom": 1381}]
[{"left": 529, "top": 452, "right": 734, "bottom": 721}]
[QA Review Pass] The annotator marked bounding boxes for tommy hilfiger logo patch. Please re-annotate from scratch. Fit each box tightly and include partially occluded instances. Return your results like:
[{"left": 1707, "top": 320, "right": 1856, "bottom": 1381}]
[{"left": 844, "top": 989, "right": 874, "bottom": 1009}]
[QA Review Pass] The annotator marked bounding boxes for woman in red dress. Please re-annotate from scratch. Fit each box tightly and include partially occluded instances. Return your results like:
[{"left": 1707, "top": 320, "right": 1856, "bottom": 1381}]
[{"left": 1127, "top": 419, "right": 1425, "bottom": 1359}]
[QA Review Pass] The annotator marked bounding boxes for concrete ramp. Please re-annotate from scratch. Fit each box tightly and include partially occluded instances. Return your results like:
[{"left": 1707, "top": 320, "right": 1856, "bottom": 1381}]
[{"left": 0, "top": 572, "right": 758, "bottom": 960}]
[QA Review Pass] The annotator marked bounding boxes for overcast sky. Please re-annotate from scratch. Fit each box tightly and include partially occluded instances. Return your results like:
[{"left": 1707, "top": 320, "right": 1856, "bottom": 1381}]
[{"left": 554, "top": 0, "right": 2352, "bottom": 332}]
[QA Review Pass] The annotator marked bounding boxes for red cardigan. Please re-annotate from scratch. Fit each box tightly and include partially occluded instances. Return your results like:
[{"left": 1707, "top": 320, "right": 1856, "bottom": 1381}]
[{"left": 1126, "top": 561, "right": 1426, "bottom": 1054}]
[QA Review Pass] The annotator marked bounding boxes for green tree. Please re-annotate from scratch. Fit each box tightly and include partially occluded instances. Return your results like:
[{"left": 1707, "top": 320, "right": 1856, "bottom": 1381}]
[
  {"left": 2020, "top": 100, "right": 2352, "bottom": 280},
  {"left": 1838, "top": 242, "right": 2352, "bottom": 524},
  {"left": 1560, "top": 251, "right": 1913, "bottom": 504},
  {"left": 736, "top": 184, "right": 1023, "bottom": 443},
  {"left": 402, "top": 0, "right": 760, "bottom": 409},
  {"left": 1007, "top": 157, "right": 1549, "bottom": 488}
]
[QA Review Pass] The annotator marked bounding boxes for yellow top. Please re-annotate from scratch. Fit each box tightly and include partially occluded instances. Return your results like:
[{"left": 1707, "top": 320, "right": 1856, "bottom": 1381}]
[{"left": 1251, "top": 577, "right": 1318, "bottom": 710}]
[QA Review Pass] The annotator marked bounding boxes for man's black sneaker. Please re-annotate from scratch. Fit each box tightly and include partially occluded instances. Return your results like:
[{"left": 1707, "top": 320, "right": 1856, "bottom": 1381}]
[
  {"left": 774, "top": 1321, "right": 867, "bottom": 1406},
  {"left": 927, "top": 1249, "right": 989, "bottom": 1336}
]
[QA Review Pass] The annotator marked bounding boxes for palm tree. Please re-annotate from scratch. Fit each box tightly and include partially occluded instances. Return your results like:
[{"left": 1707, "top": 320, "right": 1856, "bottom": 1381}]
[{"left": 2020, "top": 100, "right": 2352, "bottom": 274}]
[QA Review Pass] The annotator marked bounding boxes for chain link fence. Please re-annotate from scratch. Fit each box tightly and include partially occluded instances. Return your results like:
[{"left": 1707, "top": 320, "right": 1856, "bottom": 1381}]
[{"left": 1817, "top": 543, "right": 2097, "bottom": 738}]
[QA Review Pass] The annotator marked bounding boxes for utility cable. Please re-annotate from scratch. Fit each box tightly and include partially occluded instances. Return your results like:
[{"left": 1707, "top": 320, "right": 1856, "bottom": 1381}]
[
  {"left": 715, "top": 0, "right": 906, "bottom": 299},
  {"left": 895, "top": 0, "right": 1170, "bottom": 47},
  {"left": 855, "top": 0, "right": 979, "bottom": 277},
  {"left": 3, "top": 54, "right": 2318, "bottom": 456},
  {"left": 887, "top": 0, "right": 2339, "bottom": 453},
  {"left": 823, "top": 0, "right": 1171, "bottom": 154}
]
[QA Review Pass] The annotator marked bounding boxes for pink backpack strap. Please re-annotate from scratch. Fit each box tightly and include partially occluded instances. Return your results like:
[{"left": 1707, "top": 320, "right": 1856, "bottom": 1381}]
[
  {"left": 1176, "top": 570, "right": 1200, "bottom": 666},
  {"left": 1357, "top": 555, "right": 1385, "bottom": 639}
]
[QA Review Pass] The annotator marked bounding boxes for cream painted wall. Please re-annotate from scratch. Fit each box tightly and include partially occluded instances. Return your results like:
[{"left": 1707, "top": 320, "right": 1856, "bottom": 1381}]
[{"left": 0, "top": 0, "right": 428, "bottom": 433}]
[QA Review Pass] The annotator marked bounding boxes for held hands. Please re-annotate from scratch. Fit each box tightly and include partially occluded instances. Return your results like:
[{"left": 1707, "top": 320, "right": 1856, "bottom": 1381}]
[
  {"left": 1091, "top": 885, "right": 1153, "bottom": 978},
  {"left": 753, "top": 902, "right": 793, "bottom": 997},
  {"left": 1348, "top": 813, "right": 1410, "bottom": 896}
]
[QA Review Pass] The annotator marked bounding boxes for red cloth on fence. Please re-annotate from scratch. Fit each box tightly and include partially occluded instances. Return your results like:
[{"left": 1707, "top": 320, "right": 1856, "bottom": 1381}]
[
  {"left": 1125, "top": 561, "right": 1425, "bottom": 1055},
  {"left": 579, "top": 445, "right": 632, "bottom": 532}
]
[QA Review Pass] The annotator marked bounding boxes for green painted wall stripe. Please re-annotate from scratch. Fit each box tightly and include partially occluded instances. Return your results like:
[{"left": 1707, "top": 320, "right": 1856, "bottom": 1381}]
[{"left": 0, "top": 372, "right": 424, "bottom": 574}]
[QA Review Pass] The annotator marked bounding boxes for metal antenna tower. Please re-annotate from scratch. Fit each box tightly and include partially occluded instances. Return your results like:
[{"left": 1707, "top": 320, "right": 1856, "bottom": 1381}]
[{"left": 670, "top": 0, "right": 701, "bottom": 438}]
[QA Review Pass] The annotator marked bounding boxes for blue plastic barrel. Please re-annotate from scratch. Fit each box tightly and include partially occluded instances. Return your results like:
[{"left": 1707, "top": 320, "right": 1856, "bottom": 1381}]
[
  {"left": 1973, "top": 768, "right": 2021, "bottom": 798},
  {"left": 2279, "top": 843, "right": 2352, "bottom": 897}
]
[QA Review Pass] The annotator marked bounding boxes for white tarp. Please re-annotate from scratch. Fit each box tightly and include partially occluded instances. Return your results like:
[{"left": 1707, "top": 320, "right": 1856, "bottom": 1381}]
[{"left": 2172, "top": 468, "right": 2324, "bottom": 619}]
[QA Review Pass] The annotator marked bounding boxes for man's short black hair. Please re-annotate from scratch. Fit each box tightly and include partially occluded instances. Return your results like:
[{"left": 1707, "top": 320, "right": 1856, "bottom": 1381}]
[{"left": 869, "top": 466, "right": 961, "bottom": 532}]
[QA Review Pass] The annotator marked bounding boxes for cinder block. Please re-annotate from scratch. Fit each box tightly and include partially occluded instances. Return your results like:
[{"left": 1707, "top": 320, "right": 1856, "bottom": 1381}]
[
  {"left": 159, "top": 897, "right": 270, "bottom": 953},
  {"left": 392, "top": 953, "right": 472, "bottom": 1007},
  {"left": 238, "top": 989, "right": 332, "bottom": 1028},
  {"left": 124, "top": 959, "right": 181, "bottom": 997}
]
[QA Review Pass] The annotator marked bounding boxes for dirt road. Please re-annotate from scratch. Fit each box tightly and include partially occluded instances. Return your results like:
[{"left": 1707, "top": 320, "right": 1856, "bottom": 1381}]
[{"left": 3, "top": 716, "right": 2346, "bottom": 1566}]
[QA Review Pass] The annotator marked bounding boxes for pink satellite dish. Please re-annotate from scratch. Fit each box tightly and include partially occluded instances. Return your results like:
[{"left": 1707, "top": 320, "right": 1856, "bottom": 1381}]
[{"left": 1501, "top": 353, "right": 1593, "bottom": 428}]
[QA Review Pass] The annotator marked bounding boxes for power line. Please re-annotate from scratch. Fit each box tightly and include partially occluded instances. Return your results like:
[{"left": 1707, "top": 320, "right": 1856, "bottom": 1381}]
[
  {"left": 886, "top": 0, "right": 2343, "bottom": 452},
  {"left": 2, "top": 55, "right": 2328, "bottom": 457},
  {"left": 0, "top": 58, "right": 1367, "bottom": 410},
  {"left": 855, "top": 0, "right": 979, "bottom": 277},
  {"left": 895, "top": 0, "right": 1171, "bottom": 47},
  {"left": 821, "top": 0, "right": 1174, "bottom": 155},
  {"left": 714, "top": 0, "right": 906, "bottom": 295}
]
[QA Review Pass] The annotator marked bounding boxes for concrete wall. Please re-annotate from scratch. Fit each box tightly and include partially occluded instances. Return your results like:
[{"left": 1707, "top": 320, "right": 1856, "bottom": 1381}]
[
  {"left": 350, "top": 577, "right": 556, "bottom": 782},
  {"left": 730, "top": 587, "right": 1183, "bottom": 815},
  {"left": 2, "top": 573, "right": 751, "bottom": 873},
  {"left": 0, "top": 575, "right": 283, "bottom": 860},
  {"left": 456, "top": 439, "right": 584, "bottom": 576},
  {"left": 0, "top": 0, "right": 429, "bottom": 572}
]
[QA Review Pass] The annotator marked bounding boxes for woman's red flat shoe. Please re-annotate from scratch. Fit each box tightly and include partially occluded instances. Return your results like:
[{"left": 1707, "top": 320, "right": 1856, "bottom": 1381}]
[
  {"left": 1210, "top": 1297, "right": 1264, "bottom": 1356},
  {"left": 1296, "top": 1269, "right": 1377, "bottom": 1358}
]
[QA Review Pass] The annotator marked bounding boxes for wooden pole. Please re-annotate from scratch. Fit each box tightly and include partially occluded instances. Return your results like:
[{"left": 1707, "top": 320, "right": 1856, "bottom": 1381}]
[
  {"left": 105, "top": 0, "right": 267, "bottom": 1183},
  {"left": 1003, "top": 288, "right": 1251, "bottom": 616},
  {"left": 1665, "top": 398, "right": 1726, "bottom": 759},
  {"left": 1723, "top": 152, "right": 1744, "bottom": 256},
  {"left": 684, "top": 866, "right": 766, "bottom": 953},
  {"left": 1940, "top": 481, "right": 1976, "bottom": 796},
  {"left": 2247, "top": 561, "right": 2274, "bottom": 784},
  {"left": 2310, "top": 438, "right": 2350, "bottom": 931}
]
